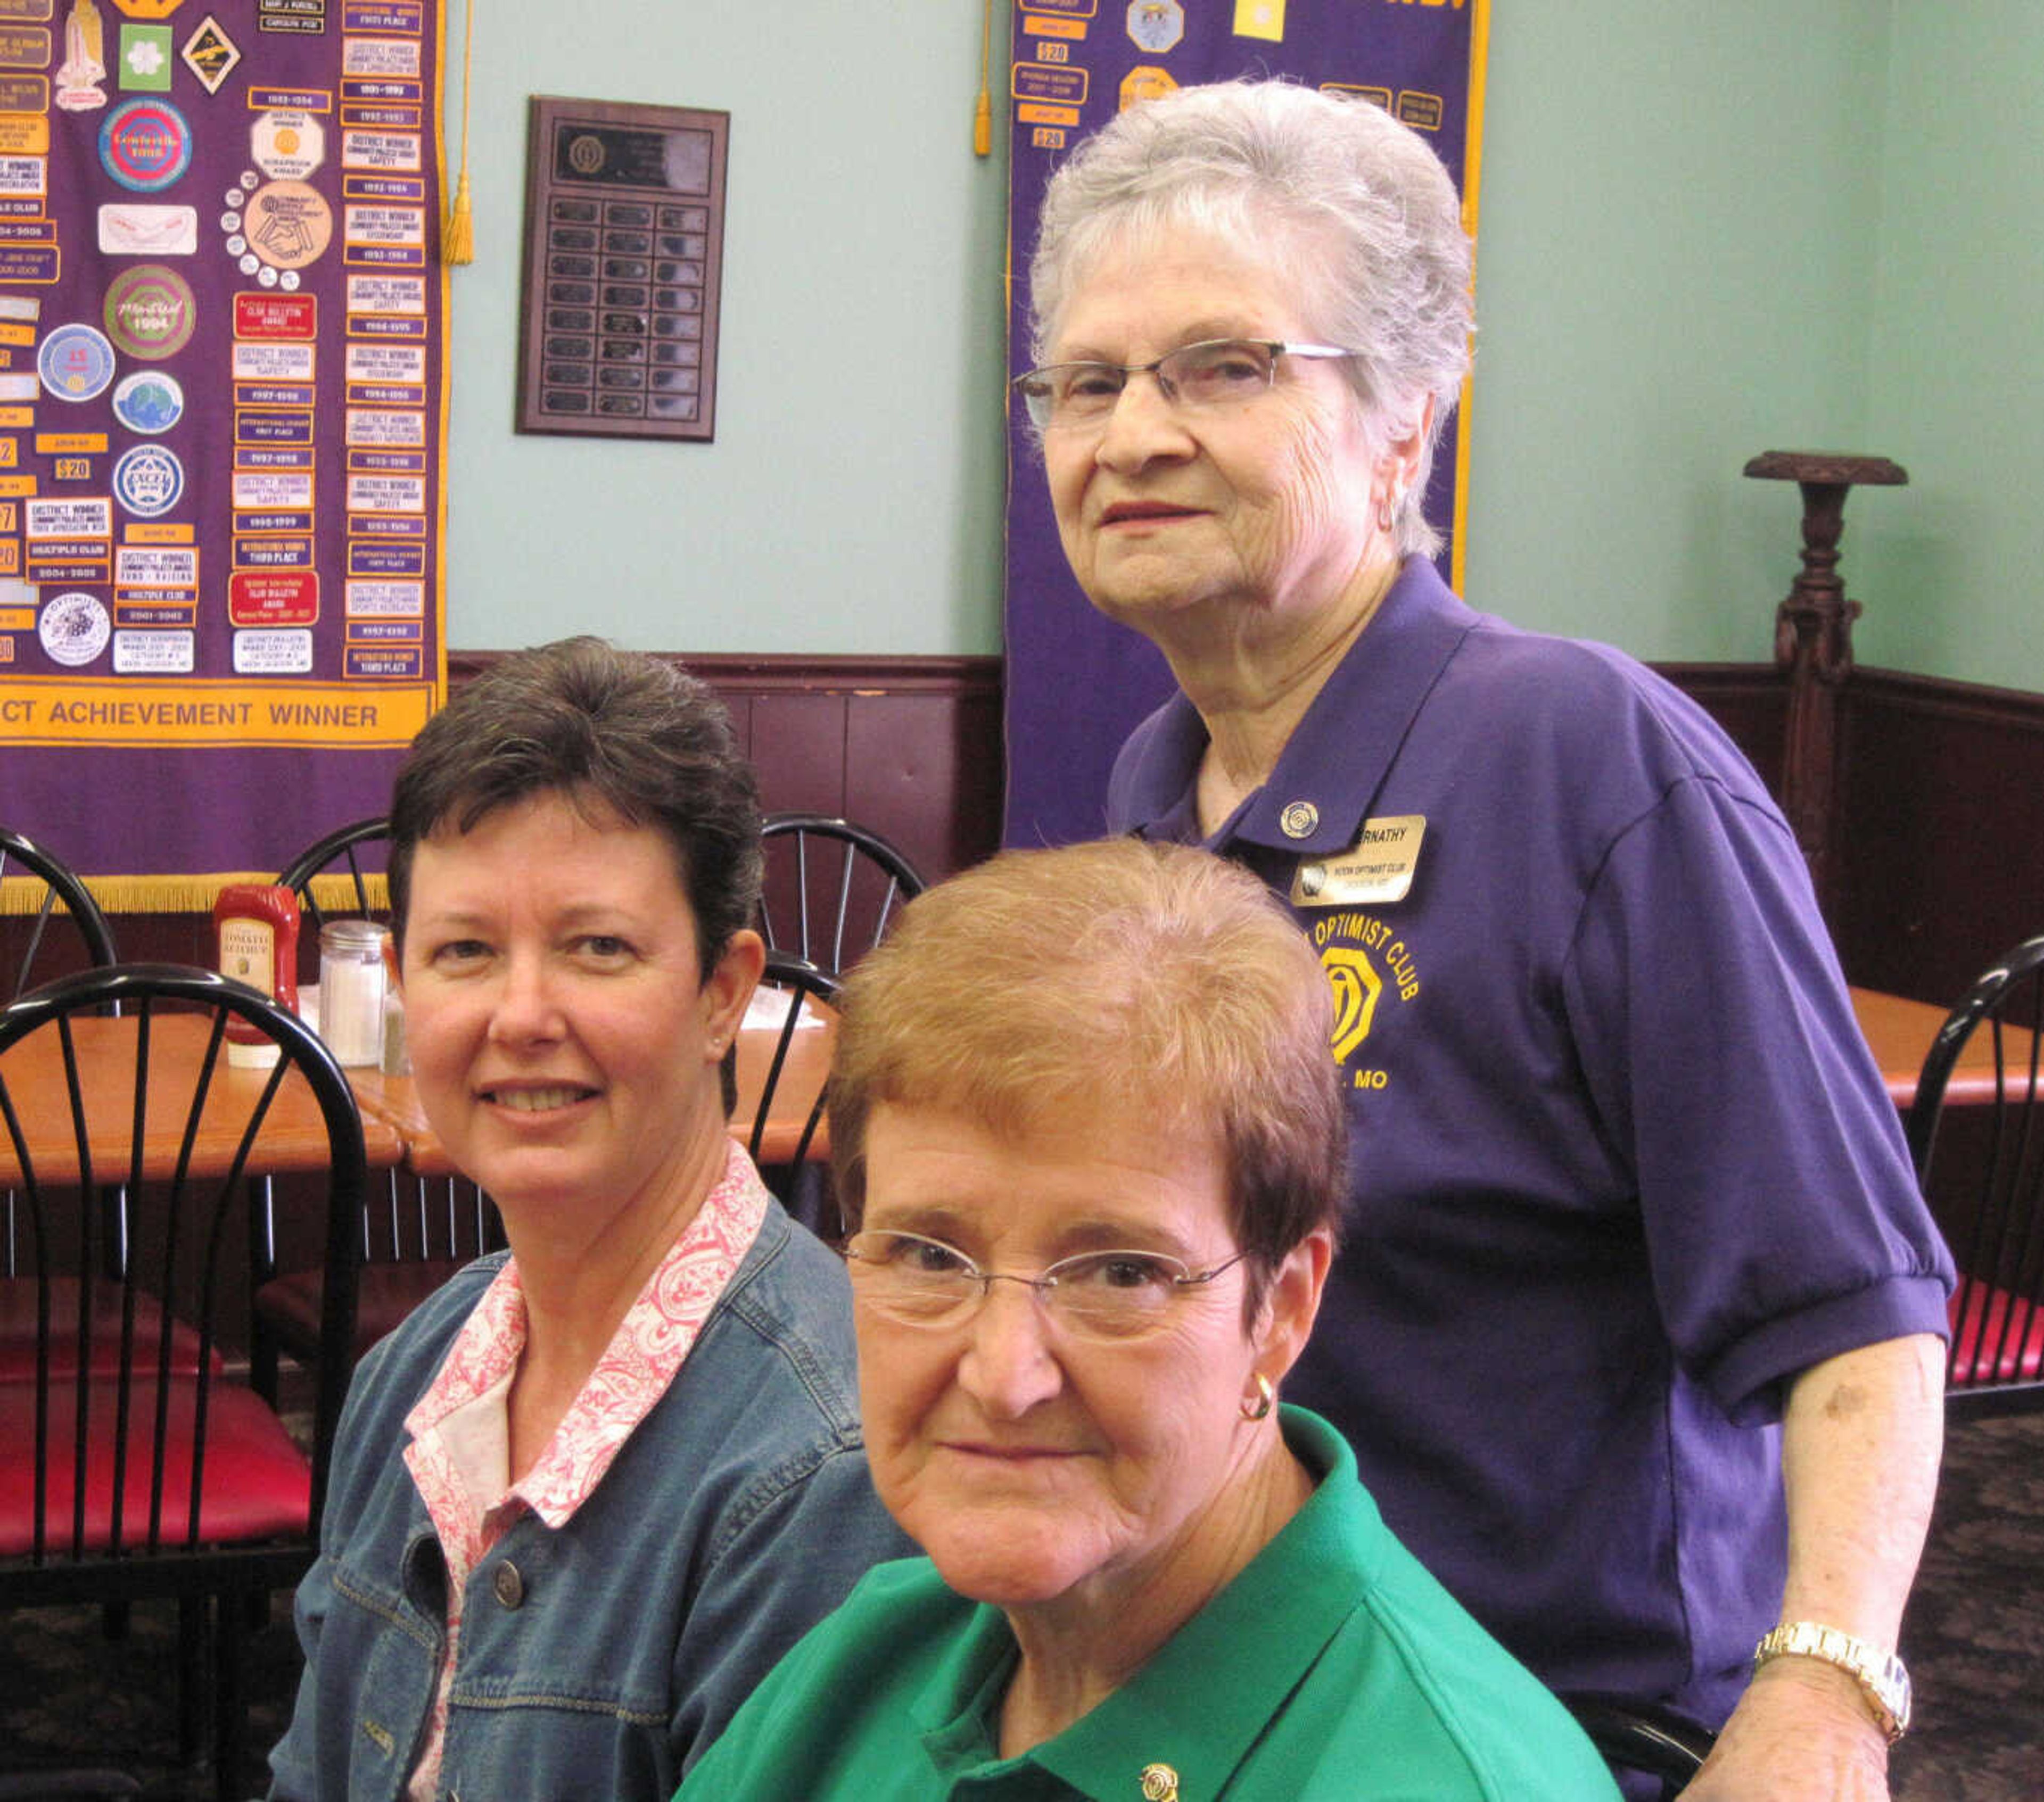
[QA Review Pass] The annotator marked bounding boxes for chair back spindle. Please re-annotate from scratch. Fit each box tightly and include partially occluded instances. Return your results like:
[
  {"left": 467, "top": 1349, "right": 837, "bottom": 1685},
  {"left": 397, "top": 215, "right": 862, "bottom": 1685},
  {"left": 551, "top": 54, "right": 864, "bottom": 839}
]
[
  {"left": 744, "top": 953, "right": 842, "bottom": 1230},
  {"left": 757, "top": 814, "right": 925, "bottom": 978}
]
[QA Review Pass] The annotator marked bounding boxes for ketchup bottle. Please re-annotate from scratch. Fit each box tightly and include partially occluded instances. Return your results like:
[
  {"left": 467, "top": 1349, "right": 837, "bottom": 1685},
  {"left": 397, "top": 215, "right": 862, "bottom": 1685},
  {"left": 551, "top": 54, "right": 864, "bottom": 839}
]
[{"left": 212, "top": 882, "right": 301, "bottom": 1068}]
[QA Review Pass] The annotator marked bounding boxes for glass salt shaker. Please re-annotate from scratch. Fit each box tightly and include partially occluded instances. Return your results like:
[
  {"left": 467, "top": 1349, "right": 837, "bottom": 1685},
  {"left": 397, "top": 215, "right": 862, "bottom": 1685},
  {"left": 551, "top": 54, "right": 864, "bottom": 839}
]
[{"left": 318, "top": 919, "right": 391, "bottom": 1066}]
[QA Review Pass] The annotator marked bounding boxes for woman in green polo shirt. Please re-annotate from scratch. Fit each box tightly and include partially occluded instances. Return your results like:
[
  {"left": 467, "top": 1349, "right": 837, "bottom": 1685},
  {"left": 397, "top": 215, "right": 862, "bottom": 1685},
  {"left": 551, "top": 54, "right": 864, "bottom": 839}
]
[{"left": 675, "top": 839, "right": 1617, "bottom": 1801}]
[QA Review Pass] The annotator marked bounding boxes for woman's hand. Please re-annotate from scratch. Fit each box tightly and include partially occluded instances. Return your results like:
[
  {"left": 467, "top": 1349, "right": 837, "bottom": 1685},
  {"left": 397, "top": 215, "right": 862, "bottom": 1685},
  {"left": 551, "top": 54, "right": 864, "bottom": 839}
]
[{"left": 1683, "top": 1656, "right": 1891, "bottom": 1801}]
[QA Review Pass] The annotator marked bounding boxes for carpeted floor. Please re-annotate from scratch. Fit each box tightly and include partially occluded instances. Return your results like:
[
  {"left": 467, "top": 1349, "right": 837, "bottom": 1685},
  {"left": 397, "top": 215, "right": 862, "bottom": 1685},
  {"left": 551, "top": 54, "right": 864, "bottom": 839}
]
[
  {"left": 2, "top": 1412, "right": 2039, "bottom": 1798},
  {"left": 1888, "top": 1410, "right": 2044, "bottom": 1798}
]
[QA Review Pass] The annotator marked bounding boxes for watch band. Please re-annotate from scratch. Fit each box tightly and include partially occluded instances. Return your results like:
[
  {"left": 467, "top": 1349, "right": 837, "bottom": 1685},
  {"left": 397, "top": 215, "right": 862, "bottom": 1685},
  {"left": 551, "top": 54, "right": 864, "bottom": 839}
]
[{"left": 1752, "top": 1620, "right": 1912, "bottom": 1742}]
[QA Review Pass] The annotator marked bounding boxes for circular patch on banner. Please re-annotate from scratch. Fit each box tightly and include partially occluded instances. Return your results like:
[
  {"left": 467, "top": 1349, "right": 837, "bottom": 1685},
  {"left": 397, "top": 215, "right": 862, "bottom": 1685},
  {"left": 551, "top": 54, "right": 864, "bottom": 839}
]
[
  {"left": 113, "top": 442, "right": 186, "bottom": 517},
  {"left": 99, "top": 98, "right": 195, "bottom": 194},
  {"left": 243, "top": 179, "right": 332, "bottom": 270},
  {"left": 112, "top": 369, "right": 186, "bottom": 434},
  {"left": 37, "top": 323, "right": 117, "bottom": 402},
  {"left": 104, "top": 263, "right": 197, "bottom": 360},
  {"left": 252, "top": 110, "right": 325, "bottom": 181},
  {"left": 39, "top": 592, "right": 112, "bottom": 668}
]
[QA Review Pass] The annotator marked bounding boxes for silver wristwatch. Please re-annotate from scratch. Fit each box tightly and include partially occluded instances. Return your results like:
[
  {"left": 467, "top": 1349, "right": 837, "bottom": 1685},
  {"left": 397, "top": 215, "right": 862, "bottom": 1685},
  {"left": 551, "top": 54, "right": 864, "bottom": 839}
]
[{"left": 1752, "top": 1620, "right": 1911, "bottom": 1742}]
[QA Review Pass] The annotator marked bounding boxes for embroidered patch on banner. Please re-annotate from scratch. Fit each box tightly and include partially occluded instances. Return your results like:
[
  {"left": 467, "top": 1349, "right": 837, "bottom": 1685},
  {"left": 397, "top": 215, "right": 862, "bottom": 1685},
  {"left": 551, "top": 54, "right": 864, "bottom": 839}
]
[
  {"left": 99, "top": 96, "right": 194, "bottom": 191},
  {"left": 111, "top": 368, "right": 185, "bottom": 432},
  {"left": 113, "top": 441, "right": 185, "bottom": 515},
  {"left": 251, "top": 106, "right": 323, "bottom": 179},
  {"left": 1126, "top": 4, "right": 1184, "bottom": 55},
  {"left": 242, "top": 176, "right": 330, "bottom": 268},
  {"left": 98, "top": 201, "right": 197, "bottom": 254},
  {"left": 103, "top": 261, "right": 196, "bottom": 357},
  {"left": 179, "top": 12, "right": 238, "bottom": 92},
  {"left": 118, "top": 22, "right": 174, "bottom": 90},
  {"left": 53, "top": 0, "right": 110, "bottom": 113},
  {"left": 36, "top": 321, "right": 116, "bottom": 400},
  {"left": 39, "top": 590, "right": 111, "bottom": 665}
]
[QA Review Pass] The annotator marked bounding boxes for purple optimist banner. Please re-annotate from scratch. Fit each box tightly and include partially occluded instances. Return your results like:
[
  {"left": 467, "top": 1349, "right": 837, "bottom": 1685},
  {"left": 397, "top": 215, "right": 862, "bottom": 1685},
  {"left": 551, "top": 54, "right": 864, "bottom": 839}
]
[
  {"left": 0, "top": 0, "right": 448, "bottom": 911},
  {"left": 1002, "top": 0, "right": 1487, "bottom": 850}
]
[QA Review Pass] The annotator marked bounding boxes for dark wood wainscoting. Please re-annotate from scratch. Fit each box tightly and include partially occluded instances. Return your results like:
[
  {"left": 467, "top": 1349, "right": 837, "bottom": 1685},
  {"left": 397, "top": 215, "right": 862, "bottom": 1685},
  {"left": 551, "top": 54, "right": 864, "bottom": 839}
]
[
  {"left": 448, "top": 650, "right": 1008, "bottom": 888},
  {"left": 1660, "top": 662, "right": 2044, "bottom": 1006},
  {"left": 1829, "top": 670, "right": 2044, "bottom": 1005},
  {"left": 45, "top": 651, "right": 2042, "bottom": 1023}
]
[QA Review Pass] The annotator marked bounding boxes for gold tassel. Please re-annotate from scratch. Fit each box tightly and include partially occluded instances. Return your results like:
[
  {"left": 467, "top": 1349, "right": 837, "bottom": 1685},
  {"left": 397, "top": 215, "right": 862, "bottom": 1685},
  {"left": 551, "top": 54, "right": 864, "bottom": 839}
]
[
  {"left": 443, "top": 0, "right": 476, "bottom": 264},
  {"left": 444, "top": 169, "right": 474, "bottom": 264},
  {"left": 974, "top": 0, "right": 993, "bottom": 156}
]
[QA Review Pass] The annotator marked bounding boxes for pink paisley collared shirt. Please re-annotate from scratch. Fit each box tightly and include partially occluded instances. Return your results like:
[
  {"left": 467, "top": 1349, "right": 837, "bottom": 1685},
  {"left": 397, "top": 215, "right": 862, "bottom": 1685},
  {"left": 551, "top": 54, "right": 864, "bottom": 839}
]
[{"left": 398, "top": 1140, "right": 769, "bottom": 1801}]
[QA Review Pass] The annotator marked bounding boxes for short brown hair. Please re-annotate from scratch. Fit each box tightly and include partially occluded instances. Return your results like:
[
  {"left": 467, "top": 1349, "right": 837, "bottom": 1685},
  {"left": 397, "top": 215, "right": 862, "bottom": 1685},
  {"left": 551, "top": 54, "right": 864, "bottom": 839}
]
[
  {"left": 387, "top": 637, "right": 761, "bottom": 974},
  {"left": 830, "top": 839, "right": 1345, "bottom": 1304}
]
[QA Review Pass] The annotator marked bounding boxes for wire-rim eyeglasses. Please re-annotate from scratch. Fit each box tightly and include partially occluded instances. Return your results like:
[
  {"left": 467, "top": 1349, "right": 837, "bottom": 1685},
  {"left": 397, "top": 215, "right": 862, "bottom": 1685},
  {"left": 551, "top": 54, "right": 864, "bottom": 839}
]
[
  {"left": 840, "top": 1227, "right": 1251, "bottom": 1340},
  {"left": 1011, "top": 337, "right": 1362, "bottom": 431}
]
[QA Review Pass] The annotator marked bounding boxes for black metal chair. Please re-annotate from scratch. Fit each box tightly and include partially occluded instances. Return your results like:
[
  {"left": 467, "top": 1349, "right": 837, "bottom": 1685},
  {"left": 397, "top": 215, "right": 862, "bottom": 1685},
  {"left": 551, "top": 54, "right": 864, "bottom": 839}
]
[
  {"left": 273, "top": 813, "right": 389, "bottom": 985},
  {"left": 0, "top": 964, "right": 364, "bottom": 1798},
  {"left": 0, "top": 829, "right": 147, "bottom": 1380},
  {"left": 253, "top": 819, "right": 499, "bottom": 1404},
  {"left": 1905, "top": 932, "right": 2044, "bottom": 1414},
  {"left": 757, "top": 813, "right": 925, "bottom": 977},
  {"left": 1569, "top": 1698, "right": 1715, "bottom": 1797},
  {"left": 0, "top": 827, "right": 118, "bottom": 1005},
  {"left": 745, "top": 952, "right": 842, "bottom": 1231}
]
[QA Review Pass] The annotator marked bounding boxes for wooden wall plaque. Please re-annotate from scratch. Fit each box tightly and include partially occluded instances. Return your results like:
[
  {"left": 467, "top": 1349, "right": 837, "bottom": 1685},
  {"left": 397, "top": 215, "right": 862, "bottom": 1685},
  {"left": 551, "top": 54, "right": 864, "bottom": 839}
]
[{"left": 514, "top": 96, "right": 729, "bottom": 442}]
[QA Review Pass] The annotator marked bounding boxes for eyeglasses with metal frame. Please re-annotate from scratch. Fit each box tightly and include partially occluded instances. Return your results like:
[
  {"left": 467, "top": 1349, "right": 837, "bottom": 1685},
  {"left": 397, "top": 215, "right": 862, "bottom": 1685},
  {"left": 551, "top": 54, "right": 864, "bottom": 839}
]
[
  {"left": 1011, "top": 337, "right": 1362, "bottom": 431},
  {"left": 840, "top": 1227, "right": 1250, "bottom": 1340}
]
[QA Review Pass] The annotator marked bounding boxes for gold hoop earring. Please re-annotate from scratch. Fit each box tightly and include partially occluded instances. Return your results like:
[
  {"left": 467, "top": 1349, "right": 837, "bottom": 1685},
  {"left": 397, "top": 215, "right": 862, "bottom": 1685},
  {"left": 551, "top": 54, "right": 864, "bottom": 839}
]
[{"left": 1240, "top": 1373, "right": 1275, "bottom": 1422}]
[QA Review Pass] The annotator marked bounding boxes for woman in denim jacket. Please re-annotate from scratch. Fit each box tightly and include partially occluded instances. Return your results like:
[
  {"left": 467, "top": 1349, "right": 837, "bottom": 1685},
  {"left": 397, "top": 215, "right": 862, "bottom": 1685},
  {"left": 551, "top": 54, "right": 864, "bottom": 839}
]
[{"left": 268, "top": 639, "right": 910, "bottom": 1801}]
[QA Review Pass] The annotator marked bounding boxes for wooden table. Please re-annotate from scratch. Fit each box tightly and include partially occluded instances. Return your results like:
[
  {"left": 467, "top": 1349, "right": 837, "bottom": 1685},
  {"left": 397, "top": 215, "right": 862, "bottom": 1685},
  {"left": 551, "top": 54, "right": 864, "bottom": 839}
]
[
  {"left": 0, "top": 1011, "right": 403, "bottom": 1188},
  {"left": 15, "top": 993, "right": 1927, "bottom": 1187},
  {"left": 348, "top": 998, "right": 837, "bottom": 1179},
  {"left": 1849, "top": 985, "right": 2032, "bottom": 1112}
]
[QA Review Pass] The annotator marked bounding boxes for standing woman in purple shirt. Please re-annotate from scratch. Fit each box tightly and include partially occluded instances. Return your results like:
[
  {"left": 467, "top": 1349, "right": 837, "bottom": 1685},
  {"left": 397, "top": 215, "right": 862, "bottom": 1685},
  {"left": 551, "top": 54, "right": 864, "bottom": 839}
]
[{"left": 1012, "top": 77, "right": 1951, "bottom": 1801}]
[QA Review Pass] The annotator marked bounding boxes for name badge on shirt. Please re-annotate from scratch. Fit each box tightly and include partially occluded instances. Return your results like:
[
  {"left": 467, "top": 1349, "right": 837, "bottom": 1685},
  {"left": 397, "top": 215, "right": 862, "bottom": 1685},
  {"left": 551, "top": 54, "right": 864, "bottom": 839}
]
[{"left": 1289, "top": 815, "right": 1427, "bottom": 907}]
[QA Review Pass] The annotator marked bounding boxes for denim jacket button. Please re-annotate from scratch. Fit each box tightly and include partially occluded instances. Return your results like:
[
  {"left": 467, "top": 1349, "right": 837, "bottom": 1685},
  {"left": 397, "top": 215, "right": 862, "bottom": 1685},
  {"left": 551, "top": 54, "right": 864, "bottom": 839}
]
[{"left": 492, "top": 1560, "right": 525, "bottom": 1609}]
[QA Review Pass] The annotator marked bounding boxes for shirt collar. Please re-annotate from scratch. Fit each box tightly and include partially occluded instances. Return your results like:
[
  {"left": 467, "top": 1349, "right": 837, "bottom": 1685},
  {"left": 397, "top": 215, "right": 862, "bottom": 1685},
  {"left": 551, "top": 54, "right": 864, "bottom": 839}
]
[
  {"left": 1123, "top": 557, "right": 1479, "bottom": 857},
  {"left": 404, "top": 1138, "right": 771, "bottom": 1530}
]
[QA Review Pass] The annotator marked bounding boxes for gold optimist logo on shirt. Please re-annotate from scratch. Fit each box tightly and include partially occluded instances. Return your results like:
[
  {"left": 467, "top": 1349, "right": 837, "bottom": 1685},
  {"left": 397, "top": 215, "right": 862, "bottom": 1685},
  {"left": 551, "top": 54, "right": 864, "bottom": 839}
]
[
  {"left": 1289, "top": 815, "right": 1425, "bottom": 908},
  {"left": 1309, "top": 908, "right": 1423, "bottom": 1091}
]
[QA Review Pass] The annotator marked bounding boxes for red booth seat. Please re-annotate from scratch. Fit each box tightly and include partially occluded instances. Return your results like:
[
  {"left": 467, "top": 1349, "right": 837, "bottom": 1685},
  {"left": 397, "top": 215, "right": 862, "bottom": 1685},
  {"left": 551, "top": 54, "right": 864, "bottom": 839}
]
[
  {"left": 1948, "top": 1283, "right": 2044, "bottom": 1386},
  {"left": 0, "top": 1278, "right": 219, "bottom": 1381},
  {"left": 0, "top": 1376, "right": 309, "bottom": 1558}
]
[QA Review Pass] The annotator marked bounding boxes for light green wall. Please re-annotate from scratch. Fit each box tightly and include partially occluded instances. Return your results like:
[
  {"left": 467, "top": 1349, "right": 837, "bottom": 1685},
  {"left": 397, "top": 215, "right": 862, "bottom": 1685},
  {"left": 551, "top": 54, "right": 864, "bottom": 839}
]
[
  {"left": 1855, "top": 4, "right": 2044, "bottom": 688},
  {"left": 446, "top": 4, "right": 2036, "bottom": 692},
  {"left": 1458, "top": 2, "right": 1889, "bottom": 663},
  {"left": 442, "top": 1, "right": 1010, "bottom": 654}
]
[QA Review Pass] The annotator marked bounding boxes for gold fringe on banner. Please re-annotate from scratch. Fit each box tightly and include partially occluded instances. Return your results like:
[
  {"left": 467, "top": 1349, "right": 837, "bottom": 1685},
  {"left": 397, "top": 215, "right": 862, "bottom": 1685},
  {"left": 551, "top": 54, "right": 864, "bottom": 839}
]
[{"left": 0, "top": 871, "right": 390, "bottom": 918}]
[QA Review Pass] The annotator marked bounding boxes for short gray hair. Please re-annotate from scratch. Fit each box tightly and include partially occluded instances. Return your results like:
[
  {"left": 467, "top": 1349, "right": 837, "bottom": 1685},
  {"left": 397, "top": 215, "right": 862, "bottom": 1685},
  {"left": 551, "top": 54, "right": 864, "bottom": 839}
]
[{"left": 1028, "top": 79, "right": 1473, "bottom": 558}]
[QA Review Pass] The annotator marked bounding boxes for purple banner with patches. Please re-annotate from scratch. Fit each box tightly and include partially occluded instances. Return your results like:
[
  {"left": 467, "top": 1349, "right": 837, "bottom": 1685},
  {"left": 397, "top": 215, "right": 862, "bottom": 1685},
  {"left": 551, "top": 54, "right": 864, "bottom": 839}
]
[
  {"left": 0, "top": 0, "right": 447, "bottom": 910},
  {"left": 1002, "top": 0, "right": 1487, "bottom": 849}
]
